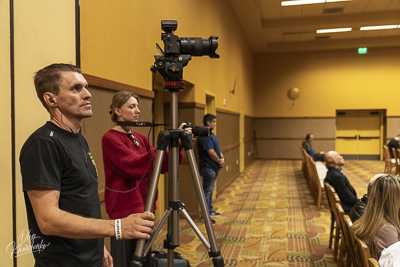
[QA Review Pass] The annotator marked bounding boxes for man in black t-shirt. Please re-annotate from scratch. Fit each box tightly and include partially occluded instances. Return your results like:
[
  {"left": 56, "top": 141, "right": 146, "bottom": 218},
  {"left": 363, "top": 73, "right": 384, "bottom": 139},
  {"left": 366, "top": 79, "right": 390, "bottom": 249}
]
[
  {"left": 20, "top": 64, "right": 155, "bottom": 267},
  {"left": 387, "top": 134, "right": 400, "bottom": 158}
]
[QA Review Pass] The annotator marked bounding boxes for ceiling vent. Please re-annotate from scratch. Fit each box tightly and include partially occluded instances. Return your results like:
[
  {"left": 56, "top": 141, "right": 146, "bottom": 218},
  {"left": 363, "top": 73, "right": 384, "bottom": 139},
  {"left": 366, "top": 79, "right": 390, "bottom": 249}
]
[{"left": 323, "top": 7, "right": 344, "bottom": 14}]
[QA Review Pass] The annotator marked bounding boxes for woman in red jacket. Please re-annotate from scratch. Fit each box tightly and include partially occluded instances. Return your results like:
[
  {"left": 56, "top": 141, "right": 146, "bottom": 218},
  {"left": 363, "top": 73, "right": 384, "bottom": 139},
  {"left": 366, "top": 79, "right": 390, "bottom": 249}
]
[{"left": 102, "top": 91, "right": 185, "bottom": 267}]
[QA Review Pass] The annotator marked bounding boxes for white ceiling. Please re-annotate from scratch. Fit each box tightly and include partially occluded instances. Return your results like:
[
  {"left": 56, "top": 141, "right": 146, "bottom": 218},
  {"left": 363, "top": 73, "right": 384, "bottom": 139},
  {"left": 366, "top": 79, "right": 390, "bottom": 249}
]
[{"left": 229, "top": 0, "right": 400, "bottom": 53}]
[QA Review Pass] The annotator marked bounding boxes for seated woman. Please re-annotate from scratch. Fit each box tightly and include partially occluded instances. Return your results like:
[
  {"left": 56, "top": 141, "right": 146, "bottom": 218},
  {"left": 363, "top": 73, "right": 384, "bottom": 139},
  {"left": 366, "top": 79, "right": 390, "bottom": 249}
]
[
  {"left": 353, "top": 174, "right": 400, "bottom": 261},
  {"left": 102, "top": 91, "right": 187, "bottom": 267}
]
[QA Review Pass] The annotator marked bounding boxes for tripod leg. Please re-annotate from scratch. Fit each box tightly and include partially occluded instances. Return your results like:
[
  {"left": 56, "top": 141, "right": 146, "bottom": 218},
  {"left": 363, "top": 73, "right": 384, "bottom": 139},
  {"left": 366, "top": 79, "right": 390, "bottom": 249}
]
[
  {"left": 142, "top": 207, "right": 172, "bottom": 255},
  {"left": 180, "top": 131, "right": 224, "bottom": 266},
  {"left": 131, "top": 131, "right": 170, "bottom": 267},
  {"left": 179, "top": 205, "right": 210, "bottom": 249},
  {"left": 166, "top": 141, "right": 181, "bottom": 267}
]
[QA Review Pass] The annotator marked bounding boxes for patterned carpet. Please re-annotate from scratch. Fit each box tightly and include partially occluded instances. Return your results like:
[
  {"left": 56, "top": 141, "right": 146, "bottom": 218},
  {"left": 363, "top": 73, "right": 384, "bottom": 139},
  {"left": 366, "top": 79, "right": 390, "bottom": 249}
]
[{"left": 152, "top": 159, "right": 385, "bottom": 266}]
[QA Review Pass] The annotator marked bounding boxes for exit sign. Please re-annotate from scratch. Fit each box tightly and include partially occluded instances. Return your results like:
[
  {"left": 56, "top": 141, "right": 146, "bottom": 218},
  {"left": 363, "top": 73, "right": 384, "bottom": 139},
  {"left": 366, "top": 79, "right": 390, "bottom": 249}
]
[{"left": 358, "top": 47, "right": 367, "bottom": 54}]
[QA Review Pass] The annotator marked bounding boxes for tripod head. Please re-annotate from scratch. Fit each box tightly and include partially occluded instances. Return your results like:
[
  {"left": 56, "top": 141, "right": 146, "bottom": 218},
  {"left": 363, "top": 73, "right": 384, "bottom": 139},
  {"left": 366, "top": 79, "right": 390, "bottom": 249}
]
[{"left": 151, "top": 20, "right": 219, "bottom": 92}]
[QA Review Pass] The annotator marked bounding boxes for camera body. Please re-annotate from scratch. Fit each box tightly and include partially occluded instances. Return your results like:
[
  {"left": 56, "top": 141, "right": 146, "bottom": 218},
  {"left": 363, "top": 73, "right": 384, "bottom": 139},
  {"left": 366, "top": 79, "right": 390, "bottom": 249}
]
[
  {"left": 161, "top": 20, "right": 219, "bottom": 58},
  {"left": 152, "top": 20, "right": 219, "bottom": 87},
  {"left": 182, "top": 121, "right": 211, "bottom": 137}
]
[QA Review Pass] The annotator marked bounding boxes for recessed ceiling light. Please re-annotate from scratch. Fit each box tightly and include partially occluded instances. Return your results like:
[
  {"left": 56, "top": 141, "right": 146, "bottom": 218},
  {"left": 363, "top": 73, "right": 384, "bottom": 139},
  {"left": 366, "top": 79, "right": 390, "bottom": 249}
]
[
  {"left": 281, "top": 0, "right": 350, "bottom": 7},
  {"left": 316, "top": 27, "right": 352, "bottom": 33},
  {"left": 360, "top": 25, "right": 400, "bottom": 31}
]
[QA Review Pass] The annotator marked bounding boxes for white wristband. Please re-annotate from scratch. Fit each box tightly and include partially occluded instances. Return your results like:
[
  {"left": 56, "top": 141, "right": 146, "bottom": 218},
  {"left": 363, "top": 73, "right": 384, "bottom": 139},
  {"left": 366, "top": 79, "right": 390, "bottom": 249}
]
[{"left": 115, "top": 219, "right": 122, "bottom": 240}]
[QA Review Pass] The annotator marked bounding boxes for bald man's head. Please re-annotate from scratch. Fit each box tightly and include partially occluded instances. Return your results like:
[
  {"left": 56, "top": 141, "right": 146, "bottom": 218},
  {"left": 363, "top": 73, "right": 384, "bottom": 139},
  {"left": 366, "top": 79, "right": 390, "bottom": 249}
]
[{"left": 324, "top": 151, "right": 345, "bottom": 168}]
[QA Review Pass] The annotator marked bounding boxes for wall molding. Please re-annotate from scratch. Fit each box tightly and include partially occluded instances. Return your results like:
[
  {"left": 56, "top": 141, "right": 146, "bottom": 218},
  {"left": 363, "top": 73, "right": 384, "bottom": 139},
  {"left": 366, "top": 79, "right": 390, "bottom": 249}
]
[
  {"left": 164, "top": 102, "right": 206, "bottom": 109},
  {"left": 257, "top": 137, "right": 335, "bottom": 141},
  {"left": 222, "top": 142, "right": 240, "bottom": 153},
  {"left": 84, "top": 73, "right": 155, "bottom": 99},
  {"left": 252, "top": 116, "right": 336, "bottom": 119},
  {"left": 216, "top": 108, "right": 240, "bottom": 116}
]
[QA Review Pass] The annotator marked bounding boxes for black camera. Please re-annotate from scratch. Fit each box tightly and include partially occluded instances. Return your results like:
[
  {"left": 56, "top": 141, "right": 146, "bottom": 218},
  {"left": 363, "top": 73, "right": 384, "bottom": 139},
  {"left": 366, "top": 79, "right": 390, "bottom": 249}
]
[
  {"left": 152, "top": 20, "right": 219, "bottom": 85},
  {"left": 182, "top": 121, "right": 211, "bottom": 137},
  {"left": 161, "top": 20, "right": 219, "bottom": 58}
]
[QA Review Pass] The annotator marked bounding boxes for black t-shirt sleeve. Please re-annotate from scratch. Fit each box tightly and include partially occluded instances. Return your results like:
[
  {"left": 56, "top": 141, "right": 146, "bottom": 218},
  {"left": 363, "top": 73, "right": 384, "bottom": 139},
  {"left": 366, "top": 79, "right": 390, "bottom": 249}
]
[{"left": 20, "top": 138, "right": 63, "bottom": 192}]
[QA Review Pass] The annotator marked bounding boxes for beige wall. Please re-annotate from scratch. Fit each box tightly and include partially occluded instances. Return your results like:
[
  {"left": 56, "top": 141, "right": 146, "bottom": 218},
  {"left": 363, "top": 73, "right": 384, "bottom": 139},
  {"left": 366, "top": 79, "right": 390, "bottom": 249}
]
[
  {"left": 254, "top": 117, "right": 336, "bottom": 159},
  {"left": 1, "top": 0, "right": 76, "bottom": 265},
  {"left": 0, "top": 0, "right": 12, "bottom": 265},
  {"left": 244, "top": 116, "right": 257, "bottom": 168}
]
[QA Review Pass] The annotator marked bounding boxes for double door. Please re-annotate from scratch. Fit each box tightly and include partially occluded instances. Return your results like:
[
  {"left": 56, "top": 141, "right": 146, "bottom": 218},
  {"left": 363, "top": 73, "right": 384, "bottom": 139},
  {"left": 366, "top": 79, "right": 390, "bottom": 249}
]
[{"left": 336, "top": 110, "right": 383, "bottom": 160}]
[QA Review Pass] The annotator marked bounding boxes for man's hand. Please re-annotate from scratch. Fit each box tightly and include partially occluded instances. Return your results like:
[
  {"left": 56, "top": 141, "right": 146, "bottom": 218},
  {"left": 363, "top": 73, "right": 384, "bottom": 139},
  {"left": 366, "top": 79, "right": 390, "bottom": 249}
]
[
  {"left": 121, "top": 212, "right": 155, "bottom": 239},
  {"left": 218, "top": 158, "right": 225, "bottom": 168},
  {"left": 103, "top": 246, "right": 113, "bottom": 267}
]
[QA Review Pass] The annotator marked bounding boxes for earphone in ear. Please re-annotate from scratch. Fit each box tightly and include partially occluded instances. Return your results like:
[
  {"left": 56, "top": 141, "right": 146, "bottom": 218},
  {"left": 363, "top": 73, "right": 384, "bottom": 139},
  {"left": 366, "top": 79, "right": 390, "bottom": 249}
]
[{"left": 49, "top": 98, "right": 57, "bottom": 105}]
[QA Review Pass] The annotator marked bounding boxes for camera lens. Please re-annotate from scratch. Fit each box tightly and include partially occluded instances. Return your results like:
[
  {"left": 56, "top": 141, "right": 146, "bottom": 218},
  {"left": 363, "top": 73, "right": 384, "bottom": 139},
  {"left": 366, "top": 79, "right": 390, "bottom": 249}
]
[
  {"left": 192, "top": 126, "right": 211, "bottom": 137},
  {"left": 180, "top": 36, "right": 220, "bottom": 58}
]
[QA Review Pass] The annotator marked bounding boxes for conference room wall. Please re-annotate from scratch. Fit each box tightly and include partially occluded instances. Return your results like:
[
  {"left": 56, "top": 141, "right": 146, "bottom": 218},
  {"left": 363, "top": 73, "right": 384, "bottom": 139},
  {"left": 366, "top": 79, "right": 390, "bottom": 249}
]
[{"left": 253, "top": 47, "right": 400, "bottom": 159}]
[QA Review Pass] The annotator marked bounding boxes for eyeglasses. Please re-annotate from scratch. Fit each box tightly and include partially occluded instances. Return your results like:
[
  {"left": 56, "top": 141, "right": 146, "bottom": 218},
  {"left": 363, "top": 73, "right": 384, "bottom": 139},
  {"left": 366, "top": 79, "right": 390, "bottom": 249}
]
[{"left": 128, "top": 133, "right": 140, "bottom": 147}]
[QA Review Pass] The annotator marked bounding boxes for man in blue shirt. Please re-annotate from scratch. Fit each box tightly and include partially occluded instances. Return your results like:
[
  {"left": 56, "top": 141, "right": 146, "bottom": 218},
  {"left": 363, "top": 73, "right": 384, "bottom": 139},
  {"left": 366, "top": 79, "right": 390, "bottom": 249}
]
[{"left": 197, "top": 114, "right": 225, "bottom": 223}]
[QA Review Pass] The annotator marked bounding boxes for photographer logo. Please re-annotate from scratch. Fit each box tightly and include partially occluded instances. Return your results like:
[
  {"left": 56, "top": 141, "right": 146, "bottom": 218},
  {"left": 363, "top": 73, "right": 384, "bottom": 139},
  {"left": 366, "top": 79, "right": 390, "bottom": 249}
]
[{"left": 6, "top": 229, "right": 50, "bottom": 258}]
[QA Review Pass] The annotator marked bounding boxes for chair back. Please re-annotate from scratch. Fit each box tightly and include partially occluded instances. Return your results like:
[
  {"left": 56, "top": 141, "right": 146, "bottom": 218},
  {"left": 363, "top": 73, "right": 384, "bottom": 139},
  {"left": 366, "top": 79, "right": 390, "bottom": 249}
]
[
  {"left": 392, "top": 147, "right": 399, "bottom": 174},
  {"left": 355, "top": 236, "right": 372, "bottom": 267},
  {"left": 368, "top": 258, "right": 379, "bottom": 267},
  {"left": 325, "top": 182, "right": 341, "bottom": 210},
  {"left": 383, "top": 145, "right": 390, "bottom": 160},
  {"left": 383, "top": 145, "right": 394, "bottom": 174},
  {"left": 324, "top": 183, "right": 342, "bottom": 260},
  {"left": 343, "top": 215, "right": 356, "bottom": 248},
  {"left": 299, "top": 145, "right": 306, "bottom": 172},
  {"left": 336, "top": 204, "right": 355, "bottom": 262}
]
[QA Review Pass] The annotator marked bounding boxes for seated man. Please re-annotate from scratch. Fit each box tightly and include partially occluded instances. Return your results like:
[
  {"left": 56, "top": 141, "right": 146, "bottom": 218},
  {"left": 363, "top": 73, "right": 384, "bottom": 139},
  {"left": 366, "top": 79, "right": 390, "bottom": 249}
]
[
  {"left": 349, "top": 174, "right": 381, "bottom": 222},
  {"left": 302, "top": 133, "right": 325, "bottom": 161},
  {"left": 324, "top": 151, "right": 358, "bottom": 214},
  {"left": 387, "top": 134, "right": 400, "bottom": 158}
]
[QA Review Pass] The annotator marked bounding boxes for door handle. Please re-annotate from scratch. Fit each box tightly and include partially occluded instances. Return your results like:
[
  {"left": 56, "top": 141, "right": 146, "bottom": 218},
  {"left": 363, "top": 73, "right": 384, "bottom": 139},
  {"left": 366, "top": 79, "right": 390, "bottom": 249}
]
[
  {"left": 358, "top": 135, "right": 379, "bottom": 139},
  {"left": 337, "top": 135, "right": 357, "bottom": 139}
]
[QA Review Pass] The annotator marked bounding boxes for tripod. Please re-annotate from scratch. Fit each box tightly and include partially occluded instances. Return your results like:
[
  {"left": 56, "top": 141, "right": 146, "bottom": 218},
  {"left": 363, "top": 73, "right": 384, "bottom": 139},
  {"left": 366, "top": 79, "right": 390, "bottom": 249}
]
[{"left": 131, "top": 87, "right": 224, "bottom": 267}]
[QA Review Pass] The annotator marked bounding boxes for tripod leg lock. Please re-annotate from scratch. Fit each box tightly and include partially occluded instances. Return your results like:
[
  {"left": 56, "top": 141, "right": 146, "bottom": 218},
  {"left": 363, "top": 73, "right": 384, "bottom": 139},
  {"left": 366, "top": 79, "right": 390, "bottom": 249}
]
[
  {"left": 164, "top": 239, "right": 180, "bottom": 250},
  {"left": 179, "top": 130, "right": 193, "bottom": 150},
  {"left": 130, "top": 255, "right": 146, "bottom": 267},
  {"left": 212, "top": 256, "right": 225, "bottom": 267},
  {"left": 156, "top": 130, "right": 171, "bottom": 151},
  {"left": 209, "top": 250, "right": 222, "bottom": 258},
  {"left": 169, "top": 200, "right": 185, "bottom": 210}
]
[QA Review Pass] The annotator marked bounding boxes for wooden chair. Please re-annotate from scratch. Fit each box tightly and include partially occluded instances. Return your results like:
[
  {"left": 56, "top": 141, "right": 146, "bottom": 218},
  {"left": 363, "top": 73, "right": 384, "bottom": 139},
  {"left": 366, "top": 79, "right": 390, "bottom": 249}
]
[
  {"left": 324, "top": 182, "right": 341, "bottom": 260},
  {"left": 335, "top": 203, "right": 353, "bottom": 266},
  {"left": 396, "top": 148, "right": 400, "bottom": 175},
  {"left": 355, "top": 237, "right": 371, "bottom": 267},
  {"left": 383, "top": 145, "right": 396, "bottom": 174},
  {"left": 299, "top": 145, "right": 307, "bottom": 175},
  {"left": 301, "top": 151, "right": 324, "bottom": 209},
  {"left": 368, "top": 258, "right": 379, "bottom": 267},
  {"left": 392, "top": 147, "right": 399, "bottom": 175}
]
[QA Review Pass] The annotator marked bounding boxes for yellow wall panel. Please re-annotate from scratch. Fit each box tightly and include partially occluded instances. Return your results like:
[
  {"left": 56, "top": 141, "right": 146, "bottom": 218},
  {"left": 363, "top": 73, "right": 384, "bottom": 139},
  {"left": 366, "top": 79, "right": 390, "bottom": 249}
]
[
  {"left": 12, "top": 0, "right": 76, "bottom": 265},
  {"left": 0, "top": 1, "right": 13, "bottom": 265},
  {"left": 254, "top": 47, "right": 400, "bottom": 117},
  {"left": 80, "top": 0, "right": 255, "bottom": 117}
]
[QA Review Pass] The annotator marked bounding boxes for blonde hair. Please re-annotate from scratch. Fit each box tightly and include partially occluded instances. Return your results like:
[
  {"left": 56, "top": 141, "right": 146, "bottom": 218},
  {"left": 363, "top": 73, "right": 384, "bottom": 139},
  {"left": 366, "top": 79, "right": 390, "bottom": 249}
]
[
  {"left": 109, "top": 91, "right": 139, "bottom": 123},
  {"left": 353, "top": 174, "right": 400, "bottom": 256}
]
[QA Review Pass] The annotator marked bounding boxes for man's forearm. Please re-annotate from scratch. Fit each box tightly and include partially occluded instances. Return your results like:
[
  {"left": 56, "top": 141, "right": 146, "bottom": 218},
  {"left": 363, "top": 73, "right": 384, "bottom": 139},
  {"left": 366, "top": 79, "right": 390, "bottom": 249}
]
[
  {"left": 207, "top": 149, "right": 221, "bottom": 163},
  {"left": 39, "top": 208, "right": 115, "bottom": 239}
]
